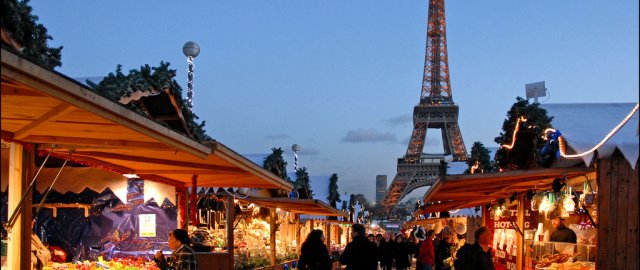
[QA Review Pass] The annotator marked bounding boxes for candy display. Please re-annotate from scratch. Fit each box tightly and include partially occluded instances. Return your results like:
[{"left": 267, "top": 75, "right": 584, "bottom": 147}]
[{"left": 46, "top": 258, "right": 160, "bottom": 270}]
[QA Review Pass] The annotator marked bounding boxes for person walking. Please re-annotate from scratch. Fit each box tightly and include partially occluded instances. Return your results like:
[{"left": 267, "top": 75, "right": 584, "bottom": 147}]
[
  {"left": 393, "top": 234, "right": 411, "bottom": 270},
  {"left": 381, "top": 233, "right": 395, "bottom": 270},
  {"left": 375, "top": 234, "right": 386, "bottom": 268},
  {"left": 154, "top": 229, "right": 198, "bottom": 270},
  {"left": 455, "top": 227, "right": 495, "bottom": 270},
  {"left": 416, "top": 229, "right": 435, "bottom": 270},
  {"left": 339, "top": 224, "right": 378, "bottom": 270},
  {"left": 298, "top": 230, "right": 332, "bottom": 270}
]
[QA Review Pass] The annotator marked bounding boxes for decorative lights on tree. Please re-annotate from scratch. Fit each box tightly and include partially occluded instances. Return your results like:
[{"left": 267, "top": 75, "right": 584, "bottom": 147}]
[{"left": 182, "top": 41, "right": 200, "bottom": 108}]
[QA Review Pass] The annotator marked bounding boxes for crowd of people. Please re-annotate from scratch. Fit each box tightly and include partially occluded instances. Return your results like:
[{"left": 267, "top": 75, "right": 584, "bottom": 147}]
[{"left": 298, "top": 223, "right": 497, "bottom": 270}]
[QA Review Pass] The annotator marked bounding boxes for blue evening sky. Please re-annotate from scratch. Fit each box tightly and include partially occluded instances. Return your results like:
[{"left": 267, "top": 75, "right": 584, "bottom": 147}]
[{"left": 30, "top": 1, "right": 639, "bottom": 202}]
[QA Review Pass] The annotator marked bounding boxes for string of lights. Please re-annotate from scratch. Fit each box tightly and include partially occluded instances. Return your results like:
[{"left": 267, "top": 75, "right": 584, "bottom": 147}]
[
  {"left": 186, "top": 56, "right": 194, "bottom": 108},
  {"left": 501, "top": 116, "right": 527, "bottom": 149},
  {"left": 546, "top": 103, "right": 638, "bottom": 158}
]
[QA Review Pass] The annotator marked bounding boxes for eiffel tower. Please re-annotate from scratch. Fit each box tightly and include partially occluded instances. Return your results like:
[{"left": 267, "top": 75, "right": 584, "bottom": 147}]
[{"left": 382, "top": 0, "right": 467, "bottom": 210}]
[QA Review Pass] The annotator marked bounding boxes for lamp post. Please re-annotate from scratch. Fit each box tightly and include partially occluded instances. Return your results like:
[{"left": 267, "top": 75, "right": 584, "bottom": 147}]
[{"left": 182, "top": 41, "right": 200, "bottom": 108}]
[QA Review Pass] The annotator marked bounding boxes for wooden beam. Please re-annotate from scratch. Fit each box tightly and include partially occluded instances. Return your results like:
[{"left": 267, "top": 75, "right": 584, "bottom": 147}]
[
  {"left": 73, "top": 151, "right": 246, "bottom": 173},
  {"left": 14, "top": 103, "right": 76, "bottom": 139},
  {"left": 53, "top": 153, "right": 136, "bottom": 174},
  {"left": 29, "top": 136, "right": 173, "bottom": 150},
  {"left": 163, "top": 88, "right": 192, "bottom": 137},
  {"left": 1, "top": 130, "right": 14, "bottom": 140},
  {"left": 137, "top": 174, "right": 187, "bottom": 187},
  {"left": 1, "top": 84, "right": 45, "bottom": 96},
  {"left": 152, "top": 115, "right": 182, "bottom": 121},
  {"left": 134, "top": 169, "right": 249, "bottom": 176}
]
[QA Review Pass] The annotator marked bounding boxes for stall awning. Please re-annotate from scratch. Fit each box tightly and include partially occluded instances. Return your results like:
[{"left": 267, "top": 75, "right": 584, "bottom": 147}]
[
  {"left": 419, "top": 167, "right": 595, "bottom": 214},
  {"left": 1, "top": 48, "right": 292, "bottom": 191},
  {"left": 241, "top": 197, "right": 347, "bottom": 217}
]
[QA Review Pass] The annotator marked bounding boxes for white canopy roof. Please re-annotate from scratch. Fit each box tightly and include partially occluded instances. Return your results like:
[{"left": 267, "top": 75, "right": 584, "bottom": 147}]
[{"left": 541, "top": 103, "right": 639, "bottom": 168}]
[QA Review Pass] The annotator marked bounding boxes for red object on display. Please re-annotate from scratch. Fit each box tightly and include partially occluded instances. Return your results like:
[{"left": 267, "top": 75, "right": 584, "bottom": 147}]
[{"left": 49, "top": 246, "right": 67, "bottom": 262}]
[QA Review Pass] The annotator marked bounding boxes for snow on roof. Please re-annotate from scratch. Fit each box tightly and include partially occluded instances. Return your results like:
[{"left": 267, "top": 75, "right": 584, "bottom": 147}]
[{"left": 540, "top": 103, "right": 639, "bottom": 168}]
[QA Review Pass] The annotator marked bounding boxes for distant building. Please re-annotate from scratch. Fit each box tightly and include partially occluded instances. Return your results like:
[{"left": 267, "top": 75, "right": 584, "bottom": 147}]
[{"left": 375, "top": 175, "right": 387, "bottom": 204}]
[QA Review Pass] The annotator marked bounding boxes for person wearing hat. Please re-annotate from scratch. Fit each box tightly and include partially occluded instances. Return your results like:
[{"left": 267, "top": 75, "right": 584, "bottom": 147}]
[
  {"left": 154, "top": 229, "right": 198, "bottom": 270},
  {"left": 550, "top": 215, "right": 577, "bottom": 243},
  {"left": 416, "top": 227, "right": 435, "bottom": 270}
]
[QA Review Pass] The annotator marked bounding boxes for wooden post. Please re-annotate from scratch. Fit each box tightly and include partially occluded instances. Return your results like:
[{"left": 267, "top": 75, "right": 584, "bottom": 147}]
[
  {"left": 326, "top": 221, "right": 331, "bottom": 248},
  {"left": 227, "top": 194, "right": 235, "bottom": 270},
  {"left": 7, "top": 143, "right": 32, "bottom": 270},
  {"left": 270, "top": 208, "right": 277, "bottom": 265},
  {"left": 190, "top": 175, "right": 198, "bottom": 226},
  {"left": 295, "top": 214, "right": 301, "bottom": 254},
  {"left": 516, "top": 195, "right": 525, "bottom": 270},
  {"left": 481, "top": 205, "right": 489, "bottom": 227}
]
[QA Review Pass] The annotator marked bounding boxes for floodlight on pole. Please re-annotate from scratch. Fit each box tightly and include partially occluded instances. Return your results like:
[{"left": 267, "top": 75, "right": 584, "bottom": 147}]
[
  {"left": 291, "top": 144, "right": 300, "bottom": 171},
  {"left": 525, "top": 81, "right": 547, "bottom": 103},
  {"left": 183, "top": 41, "right": 200, "bottom": 108}
]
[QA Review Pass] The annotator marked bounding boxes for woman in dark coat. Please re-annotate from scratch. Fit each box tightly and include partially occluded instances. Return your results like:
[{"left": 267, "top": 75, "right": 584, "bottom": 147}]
[
  {"left": 298, "top": 230, "right": 332, "bottom": 270},
  {"left": 394, "top": 235, "right": 411, "bottom": 270},
  {"left": 382, "top": 233, "right": 395, "bottom": 270}
]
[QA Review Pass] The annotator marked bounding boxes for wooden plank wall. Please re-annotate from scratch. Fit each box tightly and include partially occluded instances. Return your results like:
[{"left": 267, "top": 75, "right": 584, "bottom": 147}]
[{"left": 597, "top": 150, "right": 639, "bottom": 270}]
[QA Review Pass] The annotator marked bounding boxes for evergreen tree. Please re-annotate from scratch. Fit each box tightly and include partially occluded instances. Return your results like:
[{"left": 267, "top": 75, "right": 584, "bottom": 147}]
[
  {"left": 327, "top": 173, "right": 341, "bottom": 208},
  {"left": 464, "top": 141, "right": 495, "bottom": 173},
  {"left": 494, "top": 97, "right": 553, "bottom": 170},
  {"left": 341, "top": 200, "right": 348, "bottom": 211},
  {"left": 262, "top": 147, "right": 290, "bottom": 181},
  {"left": 87, "top": 62, "right": 211, "bottom": 141},
  {"left": 1, "top": 0, "right": 63, "bottom": 68},
  {"left": 294, "top": 167, "right": 313, "bottom": 199}
]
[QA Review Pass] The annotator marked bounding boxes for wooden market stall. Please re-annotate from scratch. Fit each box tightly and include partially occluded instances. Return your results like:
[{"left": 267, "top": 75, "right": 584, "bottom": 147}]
[
  {"left": 235, "top": 197, "right": 347, "bottom": 267},
  {"left": 1, "top": 47, "right": 293, "bottom": 270},
  {"left": 419, "top": 167, "right": 595, "bottom": 270},
  {"left": 418, "top": 103, "right": 639, "bottom": 269},
  {"left": 302, "top": 219, "right": 352, "bottom": 257}
]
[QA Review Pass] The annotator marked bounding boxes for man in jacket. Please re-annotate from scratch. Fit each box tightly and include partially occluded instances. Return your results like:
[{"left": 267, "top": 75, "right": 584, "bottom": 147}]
[
  {"left": 339, "top": 224, "right": 378, "bottom": 270},
  {"left": 456, "top": 227, "right": 495, "bottom": 270}
]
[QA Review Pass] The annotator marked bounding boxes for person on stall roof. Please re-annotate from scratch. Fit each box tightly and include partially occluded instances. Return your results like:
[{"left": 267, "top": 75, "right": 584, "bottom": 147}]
[
  {"left": 154, "top": 229, "right": 198, "bottom": 270},
  {"left": 550, "top": 214, "right": 577, "bottom": 243}
]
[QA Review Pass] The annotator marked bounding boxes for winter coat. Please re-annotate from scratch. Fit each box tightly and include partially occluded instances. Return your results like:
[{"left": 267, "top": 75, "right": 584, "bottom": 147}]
[{"left": 339, "top": 236, "right": 378, "bottom": 270}]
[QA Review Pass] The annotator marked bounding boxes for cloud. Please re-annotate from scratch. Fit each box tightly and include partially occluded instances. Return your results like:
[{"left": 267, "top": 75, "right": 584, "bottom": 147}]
[
  {"left": 342, "top": 128, "right": 397, "bottom": 143},
  {"left": 385, "top": 114, "right": 412, "bottom": 126},
  {"left": 300, "top": 147, "right": 319, "bottom": 156},
  {"left": 265, "top": 134, "right": 289, "bottom": 140}
]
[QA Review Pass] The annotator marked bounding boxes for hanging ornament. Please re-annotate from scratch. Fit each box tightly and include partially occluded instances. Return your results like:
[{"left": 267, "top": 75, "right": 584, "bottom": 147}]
[
  {"left": 531, "top": 193, "right": 542, "bottom": 211},
  {"left": 539, "top": 193, "right": 549, "bottom": 216},
  {"left": 501, "top": 204, "right": 511, "bottom": 219},
  {"left": 563, "top": 186, "right": 575, "bottom": 214}
]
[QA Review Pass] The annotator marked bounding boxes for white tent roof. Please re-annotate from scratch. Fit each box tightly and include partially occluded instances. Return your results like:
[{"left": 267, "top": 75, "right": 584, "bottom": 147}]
[{"left": 541, "top": 103, "right": 639, "bottom": 168}]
